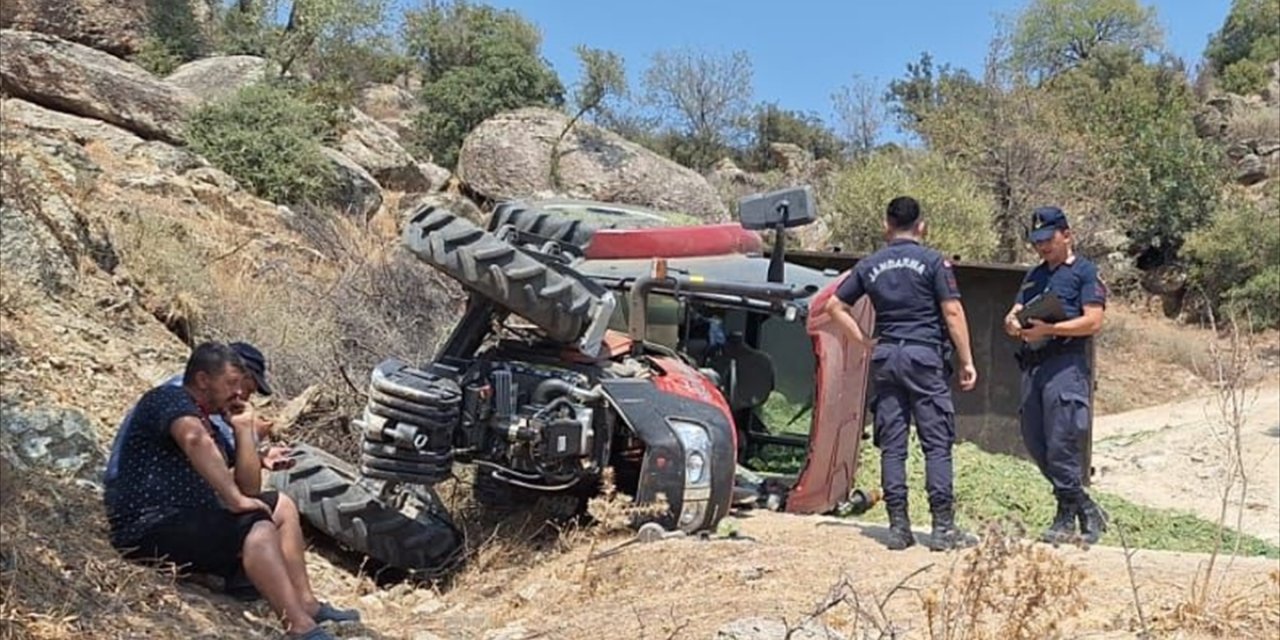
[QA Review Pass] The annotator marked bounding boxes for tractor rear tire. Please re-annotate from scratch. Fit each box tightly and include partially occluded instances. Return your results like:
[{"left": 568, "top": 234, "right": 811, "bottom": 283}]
[
  {"left": 403, "top": 205, "right": 602, "bottom": 344},
  {"left": 268, "top": 444, "right": 463, "bottom": 577}
]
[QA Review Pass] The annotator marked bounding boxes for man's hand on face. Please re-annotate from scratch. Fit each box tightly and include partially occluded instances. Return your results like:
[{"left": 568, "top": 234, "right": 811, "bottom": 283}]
[
  {"left": 227, "top": 400, "right": 256, "bottom": 433},
  {"left": 1020, "top": 318, "right": 1055, "bottom": 342}
]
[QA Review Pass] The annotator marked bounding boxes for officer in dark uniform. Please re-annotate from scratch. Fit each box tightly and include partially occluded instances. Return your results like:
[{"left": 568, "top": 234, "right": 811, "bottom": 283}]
[
  {"left": 826, "top": 196, "right": 979, "bottom": 551},
  {"left": 1004, "top": 206, "right": 1108, "bottom": 544}
]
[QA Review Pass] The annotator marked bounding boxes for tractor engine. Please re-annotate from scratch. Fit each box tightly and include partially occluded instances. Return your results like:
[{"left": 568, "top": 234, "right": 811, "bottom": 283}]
[{"left": 356, "top": 356, "right": 611, "bottom": 492}]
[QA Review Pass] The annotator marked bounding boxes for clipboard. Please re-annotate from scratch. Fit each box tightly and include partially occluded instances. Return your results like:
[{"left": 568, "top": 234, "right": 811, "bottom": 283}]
[{"left": 1016, "top": 290, "right": 1067, "bottom": 327}]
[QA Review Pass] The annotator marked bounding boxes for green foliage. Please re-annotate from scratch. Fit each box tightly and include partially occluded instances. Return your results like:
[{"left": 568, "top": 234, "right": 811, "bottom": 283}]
[
  {"left": 133, "top": 0, "right": 208, "bottom": 75},
  {"left": 885, "top": 52, "right": 982, "bottom": 132},
  {"left": 740, "top": 103, "right": 844, "bottom": 172},
  {"left": 826, "top": 150, "right": 999, "bottom": 262},
  {"left": 1184, "top": 189, "right": 1280, "bottom": 329},
  {"left": 1055, "top": 56, "right": 1223, "bottom": 264},
  {"left": 568, "top": 45, "right": 627, "bottom": 119},
  {"left": 850, "top": 435, "right": 1280, "bottom": 557},
  {"left": 184, "top": 82, "right": 336, "bottom": 205},
  {"left": 405, "top": 0, "right": 564, "bottom": 168},
  {"left": 1008, "top": 0, "right": 1164, "bottom": 81},
  {"left": 641, "top": 47, "right": 755, "bottom": 169},
  {"left": 1205, "top": 0, "right": 1280, "bottom": 94}
]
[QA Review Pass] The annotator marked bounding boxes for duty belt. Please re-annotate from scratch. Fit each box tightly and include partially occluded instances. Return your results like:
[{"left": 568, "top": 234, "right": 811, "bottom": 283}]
[{"left": 1016, "top": 340, "right": 1085, "bottom": 369}]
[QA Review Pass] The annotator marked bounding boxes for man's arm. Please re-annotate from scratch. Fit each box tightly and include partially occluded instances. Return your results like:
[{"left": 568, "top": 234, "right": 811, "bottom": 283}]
[
  {"left": 228, "top": 410, "right": 264, "bottom": 496},
  {"left": 1025, "top": 305, "right": 1104, "bottom": 338},
  {"left": 934, "top": 258, "right": 977, "bottom": 390},
  {"left": 170, "top": 417, "right": 269, "bottom": 514},
  {"left": 941, "top": 299, "right": 977, "bottom": 390},
  {"left": 825, "top": 271, "right": 873, "bottom": 348}
]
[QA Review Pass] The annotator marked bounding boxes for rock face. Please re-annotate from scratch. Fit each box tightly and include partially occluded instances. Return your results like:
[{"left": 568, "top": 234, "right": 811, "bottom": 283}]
[
  {"left": 0, "top": 0, "right": 148, "bottom": 58},
  {"left": 0, "top": 401, "right": 103, "bottom": 481},
  {"left": 339, "top": 109, "right": 434, "bottom": 192},
  {"left": 165, "top": 55, "right": 272, "bottom": 105},
  {"left": 322, "top": 147, "right": 384, "bottom": 219},
  {"left": 0, "top": 30, "right": 194, "bottom": 144},
  {"left": 457, "top": 107, "right": 728, "bottom": 220},
  {"left": 1, "top": 97, "right": 145, "bottom": 157}
]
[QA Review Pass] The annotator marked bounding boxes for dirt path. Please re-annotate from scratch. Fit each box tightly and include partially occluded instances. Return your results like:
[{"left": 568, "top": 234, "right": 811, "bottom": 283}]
[
  {"left": 1092, "top": 382, "right": 1280, "bottom": 545},
  {"left": 344, "top": 510, "right": 1279, "bottom": 640}
]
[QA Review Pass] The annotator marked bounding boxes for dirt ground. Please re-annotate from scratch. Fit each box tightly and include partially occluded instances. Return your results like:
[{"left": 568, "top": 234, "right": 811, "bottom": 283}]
[{"left": 1092, "top": 384, "right": 1280, "bottom": 546}]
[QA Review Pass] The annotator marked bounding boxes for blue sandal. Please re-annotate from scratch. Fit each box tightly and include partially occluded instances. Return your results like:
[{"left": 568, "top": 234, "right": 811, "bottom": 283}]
[{"left": 314, "top": 601, "right": 361, "bottom": 624}]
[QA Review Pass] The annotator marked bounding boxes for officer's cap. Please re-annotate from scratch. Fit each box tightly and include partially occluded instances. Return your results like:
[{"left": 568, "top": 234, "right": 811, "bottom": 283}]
[{"left": 1028, "top": 206, "right": 1069, "bottom": 243}]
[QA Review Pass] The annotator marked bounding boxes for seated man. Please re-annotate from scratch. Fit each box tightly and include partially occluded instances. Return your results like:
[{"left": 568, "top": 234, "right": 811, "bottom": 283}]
[{"left": 106, "top": 342, "right": 357, "bottom": 639}]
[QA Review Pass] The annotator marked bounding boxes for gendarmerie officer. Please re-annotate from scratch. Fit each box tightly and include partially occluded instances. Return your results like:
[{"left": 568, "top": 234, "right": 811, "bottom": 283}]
[
  {"left": 1003, "top": 205, "right": 1108, "bottom": 544},
  {"left": 826, "top": 196, "right": 978, "bottom": 551}
]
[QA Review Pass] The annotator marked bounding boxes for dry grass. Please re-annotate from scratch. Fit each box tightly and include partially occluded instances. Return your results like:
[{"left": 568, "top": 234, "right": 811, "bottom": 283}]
[
  {"left": 1227, "top": 103, "right": 1280, "bottom": 144},
  {"left": 917, "top": 521, "right": 1087, "bottom": 640}
]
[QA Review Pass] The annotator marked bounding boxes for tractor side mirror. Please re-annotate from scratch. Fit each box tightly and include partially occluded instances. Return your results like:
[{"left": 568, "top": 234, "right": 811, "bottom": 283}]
[{"left": 737, "top": 186, "right": 817, "bottom": 231}]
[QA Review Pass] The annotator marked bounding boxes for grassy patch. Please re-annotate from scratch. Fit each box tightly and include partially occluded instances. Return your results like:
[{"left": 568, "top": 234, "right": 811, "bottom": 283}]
[{"left": 845, "top": 435, "right": 1280, "bottom": 558}]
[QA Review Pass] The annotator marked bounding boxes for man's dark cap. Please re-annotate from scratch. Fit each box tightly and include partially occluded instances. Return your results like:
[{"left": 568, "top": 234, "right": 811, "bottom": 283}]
[
  {"left": 1028, "top": 206, "right": 1069, "bottom": 243},
  {"left": 229, "top": 342, "right": 272, "bottom": 396}
]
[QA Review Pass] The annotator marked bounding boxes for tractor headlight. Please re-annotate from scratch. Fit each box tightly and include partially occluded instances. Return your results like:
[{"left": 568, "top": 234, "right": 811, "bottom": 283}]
[{"left": 669, "top": 419, "right": 711, "bottom": 487}]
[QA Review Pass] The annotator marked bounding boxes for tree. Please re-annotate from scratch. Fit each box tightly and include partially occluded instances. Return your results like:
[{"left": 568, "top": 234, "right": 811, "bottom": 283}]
[
  {"left": 831, "top": 74, "right": 885, "bottom": 159},
  {"left": 405, "top": 0, "right": 564, "bottom": 168},
  {"left": 1205, "top": 0, "right": 1280, "bottom": 94},
  {"left": 551, "top": 45, "right": 627, "bottom": 187},
  {"left": 885, "top": 52, "right": 982, "bottom": 135},
  {"left": 1008, "top": 0, "right": 1164, "bottom": 81},
  {"left": 740, "top": 103, "right": 843, "bottom": 172},
  {"left": 641, "top": 47, "right": 754, "bottom": 169}
]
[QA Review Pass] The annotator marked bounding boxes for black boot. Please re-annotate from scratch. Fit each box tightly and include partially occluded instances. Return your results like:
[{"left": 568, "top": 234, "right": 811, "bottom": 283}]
[
  {"left": 885, "top": 504, "right": 916, "bottom": 551},
  {"left": 928, "top": 504, "right": 978, "bottom": 551},
  {"left": 1077, "top": 493, "right": 1109, "bottom": 544},
  {"left": 1041, "top": 494, "right": 1078, "bottom": 544}
]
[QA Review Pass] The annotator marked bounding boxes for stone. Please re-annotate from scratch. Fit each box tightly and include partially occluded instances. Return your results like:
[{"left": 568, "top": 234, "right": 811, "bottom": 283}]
[
  {"left": 322, "top": 147, "right": 384, "bottom": 219},
  {"left": 1235, "top": 154, "right": 1269, "bottom": 186},
  {"left": 357, "top": 83, "right": 418, "bottom": 142},
  {"left": 457, "top": 107, "right": 727, "bottom": 220},
  {"left": 164, "top": 55, "right": 273, "bottom": 106},
  {"left": 0, "top": 0, "right": 148, "bottom": 57},
  {"left": 0, "top": 29, "right": 195, "bottom": 143},
  {"left": 1, "top": 97, "right": 144, "bottom": 156},
  {"left": 0, "top": 401, "right": 103, "bottom": 480},
  {"left": 338, "top": 108, "right": 433, "bottom": 192}
]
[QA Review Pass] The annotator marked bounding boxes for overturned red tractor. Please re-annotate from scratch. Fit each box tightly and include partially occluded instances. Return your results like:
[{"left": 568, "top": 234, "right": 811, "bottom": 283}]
[{"left": 272, "top": 186, "right": 1055, "bottom": 576}]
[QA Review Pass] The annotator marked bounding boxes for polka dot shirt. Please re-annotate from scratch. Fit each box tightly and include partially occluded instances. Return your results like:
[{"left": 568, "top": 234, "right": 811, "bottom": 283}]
[{"left": 104, "top": 385, "right": 234, "bottom": 548}]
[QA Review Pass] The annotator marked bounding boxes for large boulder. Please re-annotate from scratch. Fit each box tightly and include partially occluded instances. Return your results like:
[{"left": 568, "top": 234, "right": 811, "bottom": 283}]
[
  {"left": 339, "top": 108, "right": 434, "bottom": 192},
  {"left": 0, "top": 0, "right": 148, "bottom": 58},
  {"left": 164, "top": 55, "right": 273, "bottom": 106},
  {"left": 457, "top": 107, "right": 728, "bottom": 221},
  {"left": 0, "top": 29, "right": 195, "bottom": 144}
]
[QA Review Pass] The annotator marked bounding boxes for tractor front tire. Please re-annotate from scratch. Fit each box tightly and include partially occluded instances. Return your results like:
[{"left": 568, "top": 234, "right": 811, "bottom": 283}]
[{"left": 268, "top": 444, "right": 463, "bottom": 577}]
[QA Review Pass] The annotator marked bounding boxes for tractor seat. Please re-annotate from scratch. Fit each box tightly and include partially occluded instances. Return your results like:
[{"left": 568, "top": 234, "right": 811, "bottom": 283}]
[{"left": 705, "top": 335, "right": 776, "bottom": 412}]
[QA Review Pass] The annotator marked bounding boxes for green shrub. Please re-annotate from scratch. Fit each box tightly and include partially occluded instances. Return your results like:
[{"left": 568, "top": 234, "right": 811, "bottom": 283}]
[
  {"left": 185, "top": 83, "right": 336, "bottom": 206},
  {"left": 825, "top": 150, "right": 999, "bottom": 261},
  {"left": 1184, "top": 189, "right": 1280, "bottom": 329}
]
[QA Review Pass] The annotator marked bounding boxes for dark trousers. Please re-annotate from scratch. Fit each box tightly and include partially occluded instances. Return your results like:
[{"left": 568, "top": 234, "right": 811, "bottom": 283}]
[
  {"left": 1019, "top": 351, "right": 1090, "bottom": 500},
  {"left": 868, "top": 341, "right": 956, "bottom": 512}
]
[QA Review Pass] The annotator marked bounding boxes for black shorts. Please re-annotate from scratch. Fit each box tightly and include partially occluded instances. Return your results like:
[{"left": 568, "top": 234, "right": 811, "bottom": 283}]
[{"left": 124, "top": 491, "right": 280, "bottom": 578}]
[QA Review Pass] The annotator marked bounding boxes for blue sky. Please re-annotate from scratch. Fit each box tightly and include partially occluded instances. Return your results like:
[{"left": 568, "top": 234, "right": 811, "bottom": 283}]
[{"left": 397, "top": 0, "right": 1233, "bottom": 138}]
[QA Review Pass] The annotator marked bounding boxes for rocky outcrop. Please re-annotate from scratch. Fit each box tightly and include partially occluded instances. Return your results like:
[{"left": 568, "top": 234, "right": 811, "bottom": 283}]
[
  {"left": 164, "top": 55, "right": 273, "bottom": 105},
  {"left": 339, "top": 109, "right": 435, "bottom": 192},
  {"left": 357, "top": 83, "right": 418, "bottom": 142},
  {"left": 0, "top": 133, "right": 115, "bottom": 297},
  {"left": 457, "top": 107, "right": 728, "bottom": 220},
  {"left": 1, "top": 97, "right": 145, "bottom": 157},
  {"left": 0, "top": 0, "right": 148, "bottom": 58},
  {"left": 322, "top": 147, "right": 384, "bottom": 219},
  {"left": 0, "top": 30, "right": 194, "bottom": 144}
]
